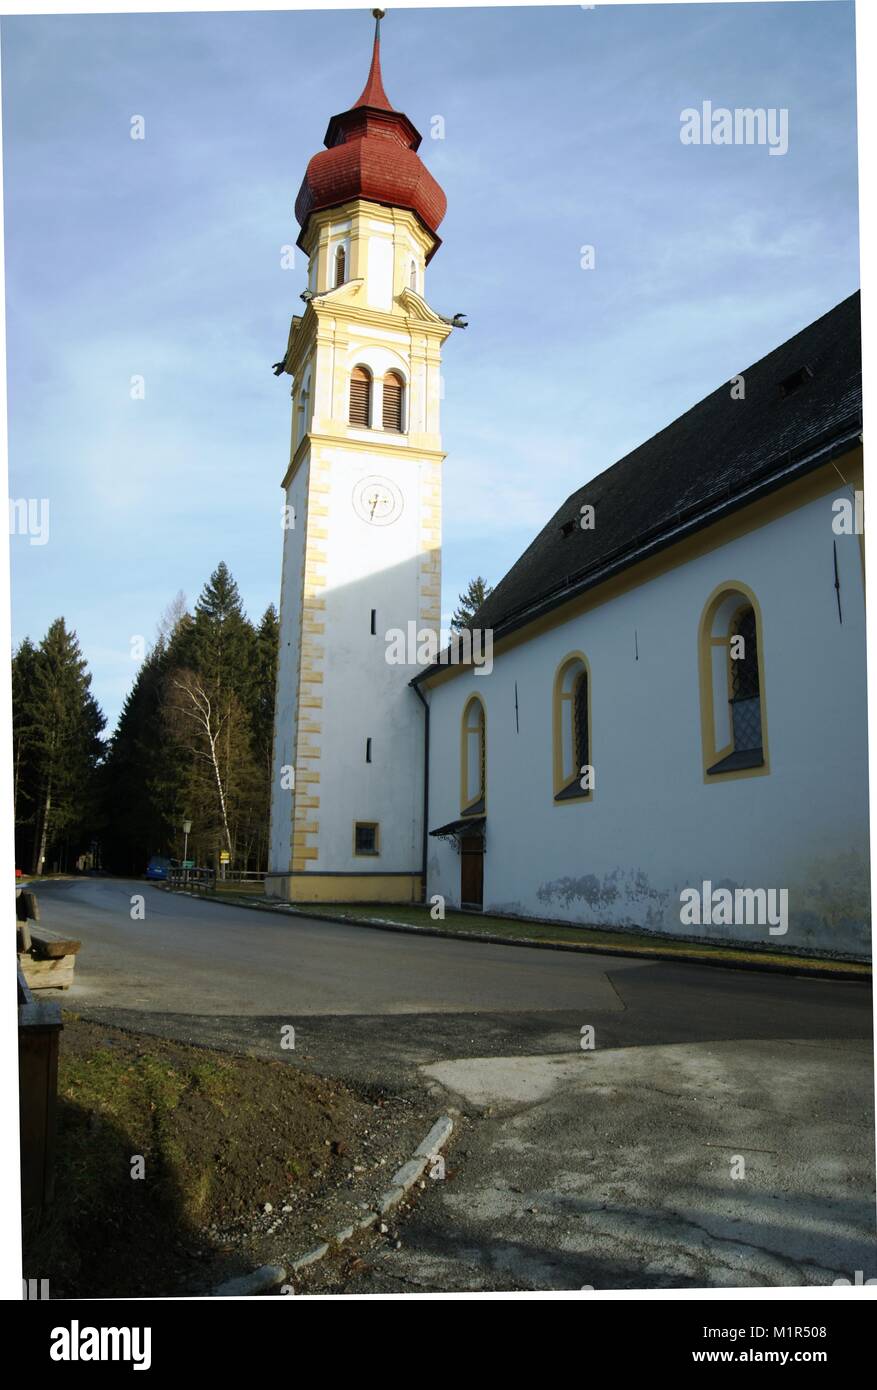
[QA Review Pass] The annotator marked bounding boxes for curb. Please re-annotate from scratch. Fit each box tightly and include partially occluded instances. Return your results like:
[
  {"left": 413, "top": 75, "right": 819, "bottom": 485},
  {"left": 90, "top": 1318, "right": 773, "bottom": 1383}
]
[
  {"left": 208, "top": 1114, "right": 454, "bottom": 1296},
  {"left": 159, "top": 887, "right": 871, "bottom": 983}
]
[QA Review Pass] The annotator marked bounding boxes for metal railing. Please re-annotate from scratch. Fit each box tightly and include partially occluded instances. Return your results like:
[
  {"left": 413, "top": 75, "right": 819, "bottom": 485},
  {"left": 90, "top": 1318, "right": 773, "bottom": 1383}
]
[
  {"left": 167, "top": 866, "right": 216, "bottom": 894},
  {"left": 165, "top": 867, "right": 269, "bottom": 894}
]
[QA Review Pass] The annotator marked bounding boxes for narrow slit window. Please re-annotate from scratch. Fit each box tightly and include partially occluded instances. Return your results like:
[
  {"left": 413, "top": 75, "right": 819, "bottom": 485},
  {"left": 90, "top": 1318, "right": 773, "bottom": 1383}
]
[
  {"left": 370, "top": 608, "right": 377, "bottom": 635},
  {"left": 334, "top": 245, "right": 346, "bottom": 288},
  {"left": 366, "top": 738, "right": 372, "bottom": 763}
]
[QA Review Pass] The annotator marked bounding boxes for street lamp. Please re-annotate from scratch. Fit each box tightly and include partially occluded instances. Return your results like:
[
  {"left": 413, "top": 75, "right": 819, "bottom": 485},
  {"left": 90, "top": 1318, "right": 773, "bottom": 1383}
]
[{"left": 182, "top": 820, "right": 192, "bottom": 882}]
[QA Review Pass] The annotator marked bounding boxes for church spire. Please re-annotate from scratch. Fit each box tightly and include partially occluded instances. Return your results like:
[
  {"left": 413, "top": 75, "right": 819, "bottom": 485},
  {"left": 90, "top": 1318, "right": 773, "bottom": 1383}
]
[
  {"left": 296, "top": 8, "right": 447, "bottom": 257},
  {"left": 353, "top": 10, "right": 393, "bottom": 111}
]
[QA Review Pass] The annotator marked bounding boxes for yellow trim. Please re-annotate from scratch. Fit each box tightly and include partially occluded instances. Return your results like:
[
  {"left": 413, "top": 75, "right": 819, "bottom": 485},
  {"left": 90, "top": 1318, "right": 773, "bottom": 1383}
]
[
  {"left": 267, "top": 872, "right": 422, "bottom": 904},
  {"left": 420, "top": 450, "right": 863, "bottom": 690},
  {"left": 698, "top": 581, "right": 770, "bottom": 782},
  {"left": 281, "top": 431, "right": 445, "bottom": 491},
  {"left": 459, "top": 693, "right": 487, "bottom": 815},
  {"left": 552, "top": 651, "right": 593, "bottom": 803},
  {"left": 353, "top": 821, "right": 381, "bottom": 857}
]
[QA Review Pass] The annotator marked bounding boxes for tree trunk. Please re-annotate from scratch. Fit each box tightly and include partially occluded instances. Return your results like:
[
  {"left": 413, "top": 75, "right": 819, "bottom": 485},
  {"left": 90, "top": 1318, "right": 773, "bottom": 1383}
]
[{"left": 32, "top": 776, "right": 52, "bottom": 876}]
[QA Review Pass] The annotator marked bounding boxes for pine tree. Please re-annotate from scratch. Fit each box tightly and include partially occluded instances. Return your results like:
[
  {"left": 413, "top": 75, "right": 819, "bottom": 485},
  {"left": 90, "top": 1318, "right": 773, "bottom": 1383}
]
[
  {"left": 23, "top": 619, "right": 105, "bottom": 874},
  {"left": 185, "top": 562, "right": 257, "bottom": 703},
  {"left": 451, "top": 576, "right": 493, "bottom": 631},
  {"left": 98, "top": 638, "right": 185, "bottom": 874},
  {"left": 98, "top": 569, "right": 280, "bottom": 874},
  {"left": 11, "top": 636, "right": 39, "bottom": 828}
]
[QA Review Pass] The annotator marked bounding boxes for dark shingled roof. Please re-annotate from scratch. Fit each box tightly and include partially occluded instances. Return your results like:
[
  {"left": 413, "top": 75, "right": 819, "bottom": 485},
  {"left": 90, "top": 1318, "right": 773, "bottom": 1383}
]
[{"left": 469, "top": 291, "right": 862, "bottom": 644}]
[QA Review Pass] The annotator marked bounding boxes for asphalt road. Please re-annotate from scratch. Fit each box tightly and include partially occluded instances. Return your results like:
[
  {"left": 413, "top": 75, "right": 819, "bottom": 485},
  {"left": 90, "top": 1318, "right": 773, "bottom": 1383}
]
[
  {"left": 36, "top": 876, "right": 872, "bottom": 1087},
  {"left": 34, "top": 876, "right": 876, "bottom": 1290}
]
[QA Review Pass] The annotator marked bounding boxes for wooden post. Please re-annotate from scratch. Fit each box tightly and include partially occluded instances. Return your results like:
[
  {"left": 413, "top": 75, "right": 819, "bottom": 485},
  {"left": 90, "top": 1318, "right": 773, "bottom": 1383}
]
[{"left": 17, "top": 967, "right": 62, "bottom": 1215}]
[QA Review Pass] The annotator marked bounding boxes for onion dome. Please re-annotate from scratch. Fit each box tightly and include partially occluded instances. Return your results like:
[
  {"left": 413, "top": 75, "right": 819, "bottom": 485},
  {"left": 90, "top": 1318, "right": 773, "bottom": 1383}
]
[{"left": 295, "top": 13, "right": 447, "bottom": 260}]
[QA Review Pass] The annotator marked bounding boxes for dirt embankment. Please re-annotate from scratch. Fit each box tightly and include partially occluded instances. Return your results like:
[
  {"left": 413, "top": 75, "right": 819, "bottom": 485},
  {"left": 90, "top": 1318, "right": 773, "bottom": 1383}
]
[{"left": 24, "top": 1017, "right": 434, "bottom": 1298}]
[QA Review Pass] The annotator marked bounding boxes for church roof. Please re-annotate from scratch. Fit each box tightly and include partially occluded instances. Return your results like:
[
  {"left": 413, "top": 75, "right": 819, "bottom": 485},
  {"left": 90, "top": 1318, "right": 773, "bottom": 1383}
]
[
  {"left": 462, "top": 291, "right": 863, "bottom": 648},
  {"left": 294, "top": 17, "right": 447, "bottom": 257}
]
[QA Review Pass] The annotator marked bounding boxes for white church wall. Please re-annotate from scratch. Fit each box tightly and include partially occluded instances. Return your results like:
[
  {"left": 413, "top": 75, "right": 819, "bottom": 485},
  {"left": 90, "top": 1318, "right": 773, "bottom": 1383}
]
[
  {"left": 366, "top": 226, "right": 394, "bottom": 312},
  {"left": 314, "top": 443, "right": 428, "bottom": 872},
  {"left": 426, "top": 485, "right": 869, "bottom": 957},
  {"left": 268, "top": 455, "right": 311, "bottom": 872}
]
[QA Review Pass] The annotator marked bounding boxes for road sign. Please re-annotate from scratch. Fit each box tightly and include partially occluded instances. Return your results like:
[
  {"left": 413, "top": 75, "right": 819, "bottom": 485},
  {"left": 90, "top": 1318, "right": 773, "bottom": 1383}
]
[
  {"left": 182, "top": 860, "right": 195, "bottom": 869},
  {"left": 220, "top": 851, "right": 230, "bottom": 863}
]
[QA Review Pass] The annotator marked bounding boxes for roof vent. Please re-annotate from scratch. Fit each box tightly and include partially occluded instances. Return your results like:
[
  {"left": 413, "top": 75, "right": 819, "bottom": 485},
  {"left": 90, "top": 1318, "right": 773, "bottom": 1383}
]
[{"left": 778, "top": 364, "right": 813, "bottom": 398}]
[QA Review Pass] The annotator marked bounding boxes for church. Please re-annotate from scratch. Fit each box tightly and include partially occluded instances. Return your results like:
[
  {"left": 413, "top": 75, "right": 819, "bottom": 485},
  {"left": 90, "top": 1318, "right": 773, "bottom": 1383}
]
[{"left": 267, "top": 17, "right": 868, "bottom": 958}]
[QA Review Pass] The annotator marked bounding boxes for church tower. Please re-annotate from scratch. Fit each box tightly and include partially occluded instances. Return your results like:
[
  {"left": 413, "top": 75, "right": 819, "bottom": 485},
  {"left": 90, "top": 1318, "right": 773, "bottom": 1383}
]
[{"left": 267, "top": 13, "right": 453, "bottom": 903}]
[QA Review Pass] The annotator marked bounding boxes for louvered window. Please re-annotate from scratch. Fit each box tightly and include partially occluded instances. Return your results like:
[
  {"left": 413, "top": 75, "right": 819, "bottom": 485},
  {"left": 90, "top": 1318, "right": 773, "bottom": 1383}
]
[
  {"left": 349, "top": 366, "right": 371, "bottom": 427},
  {"left": 334, "top": 245, "right": 346, "bottom": 287},
  {"left": 382, "top": 371, "right": 404, "bottom": 432}
]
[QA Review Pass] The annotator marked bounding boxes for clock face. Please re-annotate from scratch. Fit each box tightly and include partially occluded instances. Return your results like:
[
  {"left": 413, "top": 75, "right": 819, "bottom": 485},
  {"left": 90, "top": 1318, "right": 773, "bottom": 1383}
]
[{"left": 352, "top": 474, "right": 403, "bottom": 526}]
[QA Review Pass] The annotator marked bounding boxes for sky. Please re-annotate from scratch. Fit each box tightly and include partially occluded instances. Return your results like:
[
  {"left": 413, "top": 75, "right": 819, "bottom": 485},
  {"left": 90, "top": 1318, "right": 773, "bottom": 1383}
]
[{"left": 1, "top": 2, "right": 860, "bottom": 731}]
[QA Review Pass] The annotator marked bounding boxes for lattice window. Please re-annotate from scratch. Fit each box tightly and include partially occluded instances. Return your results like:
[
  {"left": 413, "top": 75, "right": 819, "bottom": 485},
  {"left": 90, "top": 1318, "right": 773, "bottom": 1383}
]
[
  {"left": 573, "top": 671, "right": 589, "bottom": 771},
  {"left": 730, "top": 606, "right": 762, "bottom": 752},
  {"left": 462, "top": 697, "right": 486, "bottom": 813}
]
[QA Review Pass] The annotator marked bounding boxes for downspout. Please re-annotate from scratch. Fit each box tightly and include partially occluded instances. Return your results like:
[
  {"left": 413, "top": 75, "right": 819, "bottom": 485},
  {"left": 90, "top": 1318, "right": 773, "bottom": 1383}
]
[{"left": 412, "top": 680, "right": 430, "bottom": 902}]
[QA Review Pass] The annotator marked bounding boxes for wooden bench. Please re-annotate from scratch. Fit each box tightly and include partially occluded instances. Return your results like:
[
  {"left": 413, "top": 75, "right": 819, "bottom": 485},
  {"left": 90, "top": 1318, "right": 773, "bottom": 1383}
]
[{"left": 16, "top": 889, "right": 80, "bottom": 991}]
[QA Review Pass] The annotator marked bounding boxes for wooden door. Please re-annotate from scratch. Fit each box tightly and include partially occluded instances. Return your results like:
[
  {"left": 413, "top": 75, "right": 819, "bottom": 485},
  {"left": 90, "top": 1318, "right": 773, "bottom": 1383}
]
[{"left": 460, "top": 837, "right": 484, "bottom": 910}]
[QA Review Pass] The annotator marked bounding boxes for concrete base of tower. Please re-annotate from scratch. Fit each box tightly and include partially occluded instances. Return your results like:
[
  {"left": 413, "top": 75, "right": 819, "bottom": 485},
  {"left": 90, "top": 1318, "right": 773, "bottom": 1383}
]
[{"left": 265, "top": 872, "right": 424, "bottom": 905}]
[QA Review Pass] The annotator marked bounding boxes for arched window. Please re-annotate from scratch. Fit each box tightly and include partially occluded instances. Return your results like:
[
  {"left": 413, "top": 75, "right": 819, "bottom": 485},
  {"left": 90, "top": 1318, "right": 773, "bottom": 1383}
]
[
  {"left": 382, "top": 371, "right": 405, "bottom": 432},
  {"left": 553, "top": 654, "right": 592, "bottom": 801},
  {"left": 295, "top": 372, "right": 311, "bottom": 450},
  {"left": 699, "top": 584, "right": 768, "bottom": 778},
  {"left": 334, "top": 245, "right": 346, "bottom": 288},
  {"left": 349, "top": 365, "right": 371, "bottom": 427},
  {"left": 461, "top": 696, "right": 486, "bottom": 815},
  {"left": 409, "top": 260, "right": 417, "bottom": 291}
]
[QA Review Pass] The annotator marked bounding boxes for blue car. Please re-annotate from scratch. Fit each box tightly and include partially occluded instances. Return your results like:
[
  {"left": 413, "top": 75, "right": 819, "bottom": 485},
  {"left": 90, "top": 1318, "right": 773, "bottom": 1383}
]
[{"left": 145, "top": 855, "right": 172, "bottom": 881}]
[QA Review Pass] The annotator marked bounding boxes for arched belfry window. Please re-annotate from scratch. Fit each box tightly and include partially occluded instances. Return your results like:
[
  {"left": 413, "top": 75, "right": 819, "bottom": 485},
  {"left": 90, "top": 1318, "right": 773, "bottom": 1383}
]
[
  {"left": 382, "top": 371, "right": 405, "bottom": 432},
  {"left": 295, "top": 372, "right": 311, "bottom": 450},
  {"left": 461, "top": 696, "right": 486, "bottom": 815},
  {"left": 553, "top": 654, "right": 592, "bottom": 802},
  {"left": 349, "top": 365, "right": 371, "bottom": 427},
  {"left": 699, "top": 584, "right": 769, "bottom": 778},
  {"left": 334, "top": 245, "right": 346, "bottom": 288}
]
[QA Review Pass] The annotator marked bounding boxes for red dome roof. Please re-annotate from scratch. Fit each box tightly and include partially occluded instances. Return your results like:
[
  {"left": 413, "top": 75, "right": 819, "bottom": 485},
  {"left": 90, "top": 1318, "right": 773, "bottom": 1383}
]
[{"left": 295, "top": 24, "right": 447, "bottom": 259}]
